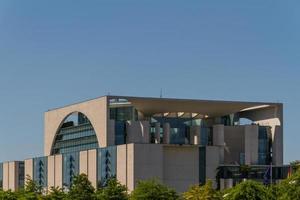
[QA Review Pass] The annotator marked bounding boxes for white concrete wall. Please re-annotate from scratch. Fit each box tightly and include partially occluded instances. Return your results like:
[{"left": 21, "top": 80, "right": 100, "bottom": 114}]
[
  {"left": 134, "top": 144, "right": 163, "bottom": 189},
  {"left": 224, "top": 126, "right": 245, "bottom": 164},
  {"left": 87, "top": 149, "right": 97, "bottom": 188},
  {"left": 244, "top": 125, "right": 258, "bottom": 165},
  {"left": 205, "top": 146, "right": 220, "bottom": 188},
  {"left": 2, "top": 161, "right": 22, "bottom": 191},
  {"left": 24, "top": 159, "right": 33, "bottom": 180},
  {"left": 44, "top": 96, "right": 109, "bottom": 156},
  {"left": 163, "top": 145, "right": 199, "bottom": 193},
  {"left": 2, "top": 162, "right": 9, "bottom": 190},
  {"left": 213, "top": 124, "right": 224, "bottom": 146},
  {"left": 163, "top": 123, "right": 170, "bottom": 144}
]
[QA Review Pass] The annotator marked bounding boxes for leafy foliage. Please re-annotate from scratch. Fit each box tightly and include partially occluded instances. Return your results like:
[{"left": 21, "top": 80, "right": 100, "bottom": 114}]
[
  {"left": 68, "top": 174, "right": 95, "bottom": 200},
  {"left": 130, "top": 179, "right": 179, "bottom": 200},
  {"left": 223, "top": 180, "right": 270, "bottom": 200},
  {"left": 44, "top": 186, "right": 66, "bottom": 200},
  {"left": 183, "top": 180, "right": 221, "bottom": 200},
  {"left": 0, "top": 189, "right": 18, "bottom": 200},
  {"left": 276, "top": 169, "right": 300, "bottom": 200},
  {"left": 96, "top": 178, "right": 128, "bottom": 200},
  {"left": 2, "top": 170, "right": 300, "bottom": 200},
  {"left": 290, "top": 160, "right": 300, "bottom": 172}
]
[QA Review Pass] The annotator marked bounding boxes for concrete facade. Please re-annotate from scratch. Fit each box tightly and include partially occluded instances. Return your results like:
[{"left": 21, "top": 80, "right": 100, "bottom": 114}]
[
  {"left": 2, "top": 161, "right": 23, "bottom": 191},
  {"left": 44, "top": 97, "right": 109, "bottom": 156},
  {"left": 0, "top": 95, "right": 285, "bottom": 192}
]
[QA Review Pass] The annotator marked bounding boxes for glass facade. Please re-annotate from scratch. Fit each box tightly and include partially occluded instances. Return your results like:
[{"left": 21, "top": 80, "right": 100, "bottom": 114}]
[
  {"left": 199, "top": 147, "right": 206, "bottom": 184},
  {"left": 18, "top": 162, "right": 25, "bottom": 189},
  {"left": 152, "top": 116, "right": 191, "bottom": 144},
  {"left": 51, "top": 112, "right": 99, "bottom": 155},
  {"left": 110, "top": 106, "right": 137, "bottom": 121},
  {"left": 109, "top": 98, "right": 138, "bottom": 145},
  {"left": 97, "top": 146, "right": 117, "bottom": 187},
  {"left": 115, "top": 121, "right": 126, "bottom": 145},
  {"left": 239, "top": 153, "right": 245, "bottom": 165},
  {"left": 200, "top": 127, "right": 213, "bottom": 146},
  {"left": 150, "top": 125, "right": 163, "bottom": 143},
  {"left": 33, "top": 157, "right": 48, "bottom": 187},
  {"left": 0, "top": 163, "right": 3, "bottom": 189},
  {"left": 258, "top": 126, "right": 271, "bottom": 165},
  {"left": 217, "top": 165, "right": 289, "bottom": 186},
  {"left": 62, "top": 152, "right": 79, "bottom": 188}
]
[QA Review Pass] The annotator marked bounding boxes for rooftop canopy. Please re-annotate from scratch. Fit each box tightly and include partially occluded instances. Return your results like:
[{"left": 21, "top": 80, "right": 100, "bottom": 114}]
[{"left": 109, "top": 96, "right": 280, "bottom": 117}]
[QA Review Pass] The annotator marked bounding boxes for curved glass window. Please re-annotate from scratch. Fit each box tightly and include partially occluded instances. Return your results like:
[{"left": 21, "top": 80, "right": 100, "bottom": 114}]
[{"left": 51, "top": 112, "right": 99, "bottom": 155}]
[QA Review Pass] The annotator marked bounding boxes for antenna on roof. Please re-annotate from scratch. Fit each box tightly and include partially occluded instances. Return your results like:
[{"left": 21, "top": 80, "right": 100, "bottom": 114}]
[{"left": 160, "top": 88, "right": 163, "bottom": 98}]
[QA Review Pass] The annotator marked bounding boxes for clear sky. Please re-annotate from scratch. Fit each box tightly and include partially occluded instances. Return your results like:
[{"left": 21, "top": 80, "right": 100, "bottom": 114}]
[{"left": 0, "top": 1, "right": 299, "bottom": 163}]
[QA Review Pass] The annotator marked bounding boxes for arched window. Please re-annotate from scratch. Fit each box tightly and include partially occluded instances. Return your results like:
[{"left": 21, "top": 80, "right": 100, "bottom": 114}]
[{"left": 51, "top": 112, "right": 99, "bottom": 155}]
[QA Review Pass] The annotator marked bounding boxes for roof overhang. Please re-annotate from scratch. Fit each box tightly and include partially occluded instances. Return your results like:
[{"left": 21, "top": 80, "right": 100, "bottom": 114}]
[{"left": 108, "top": 96, "right": 280, "bottom": 117}]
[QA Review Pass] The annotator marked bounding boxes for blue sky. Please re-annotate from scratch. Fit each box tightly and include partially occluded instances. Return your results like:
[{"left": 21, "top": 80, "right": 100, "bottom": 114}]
[{"left": 0, "top": 1, "right": 299, "bottom": 163}]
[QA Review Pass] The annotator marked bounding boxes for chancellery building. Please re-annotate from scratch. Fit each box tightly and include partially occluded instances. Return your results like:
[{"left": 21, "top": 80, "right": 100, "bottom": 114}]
[{"left": 0, "top": 95, "right": 289, "bottom": 192}]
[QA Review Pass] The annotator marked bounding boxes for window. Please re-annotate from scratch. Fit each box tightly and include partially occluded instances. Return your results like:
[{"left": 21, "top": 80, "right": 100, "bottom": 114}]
[
  {"left": 63, "top": 152, "right": 79, "bottom": 188},
  {"left": 258, "top": 126, "right": 271, "bottom": 165},
  {"left": 18, "top": 162, "right": 25, "bottom": 189},
  {"left": 115, "top": 121, "right": 126, "bottom": 145},
  {"left": 51, "top": 112, "right": 99, "bottom": 155},
  {"left": 33, "top": 157, "right": 48, "bottom": 188},
  {"left": 97, "top": 146, "right": 117, "bottom": 187}
]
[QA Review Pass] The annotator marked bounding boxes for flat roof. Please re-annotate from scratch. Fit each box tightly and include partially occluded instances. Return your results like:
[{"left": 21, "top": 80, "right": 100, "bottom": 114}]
[
  {"left": 47, "top": 95, "right": 281, "bottom": 117},
  {"left": 110, "top": 95, "right": 281, "bottom": 117}
]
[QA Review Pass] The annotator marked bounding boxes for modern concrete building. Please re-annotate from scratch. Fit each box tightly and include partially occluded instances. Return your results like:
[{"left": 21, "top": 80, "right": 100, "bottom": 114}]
[{"left": 0, "top": 95, "right": 289, "bottom": 192}]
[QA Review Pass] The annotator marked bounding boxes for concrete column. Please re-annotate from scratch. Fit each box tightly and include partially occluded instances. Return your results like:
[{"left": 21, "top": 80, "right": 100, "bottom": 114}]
[
  {"left": 220, "top": 179, "right": 225, "bottom": 190},
  {"left": 108, "top": 120, "right": 115, "bottom": 146},
  {"left": 24, "top": 159, "right": 33, "bottom": 180},
  {"left": 126, "top": 121, "right": 141, "bottom": 143},
  {"left": 47, "top": 156, "right": 55, "bottom": 189},
  {"left": 3, "top": 162, "right": 9, "bottom": 190},
  {"left": 54, "top": 154, "right": 63, "bottom": 188},
  {"left": 273, "top": 125, "right": 283, "bottom": 165},
  {"left": 141, "top": 121, "right": 150, "bottom": 143},
  {"left": 205, "top": 146, "right": 220, "bottom": 188},
  {"left": 213, "top": 125, "right": 224, "bottom": 146},
  {"left": 244, "top": 125, "right": 258, "bottom": 165},
  {"left": 88, "top": 149, "right": 97, "bottom": 188},
  {"left": 155, "top": 123, "right": 161, "bottom": 144},
  {"left": 213, "top": 125, "right": 225, "bottom": 165},
  {"left": 80, "top": 151, "right": 88, "bottom": 175},
  {"left": 116, "top": 145, "right": 127, "bottom": 188},
  {"left": 189, "top": 126, "right": 200, "bottom": 145},
  {"left": 8, "top": 162, "right": 16, "bottom": 191},
  {"left": 163, "top": 123, "right": 170, "bottom": 144}
]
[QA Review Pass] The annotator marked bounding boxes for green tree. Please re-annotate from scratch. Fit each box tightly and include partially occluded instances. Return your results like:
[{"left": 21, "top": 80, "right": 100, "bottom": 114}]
[
  {"left": 130, "top": 179, "right": 179, "bottom": 200},
  {"left": 223, "top": 180, "right": 270, "bottom": 200},
  {"left": 183, "top": 180, "right": 221, "bottom": 200},
  {"left": 44, "top": 186, "right": 66, "bottom": 200},
  {"left": 276, "top": 169, "right": 300, "bottom": 200},
  {"left": 17, "top": 175, "right": 43, "bottom": 200},
  {"left": 68, "top": 174, "right": 95, "bottom": 200},
  {"left": 25, "top": 175, "right": 42, "bottom": 194},
  {"left": 290, "top": 160, "right": 300, "bottom": 172},
  {"left": 96, "top": 178, "right": 128, "bottom": 200},
  {"left": 0, "top": 189, "right": 18, "bottom": 200}
]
